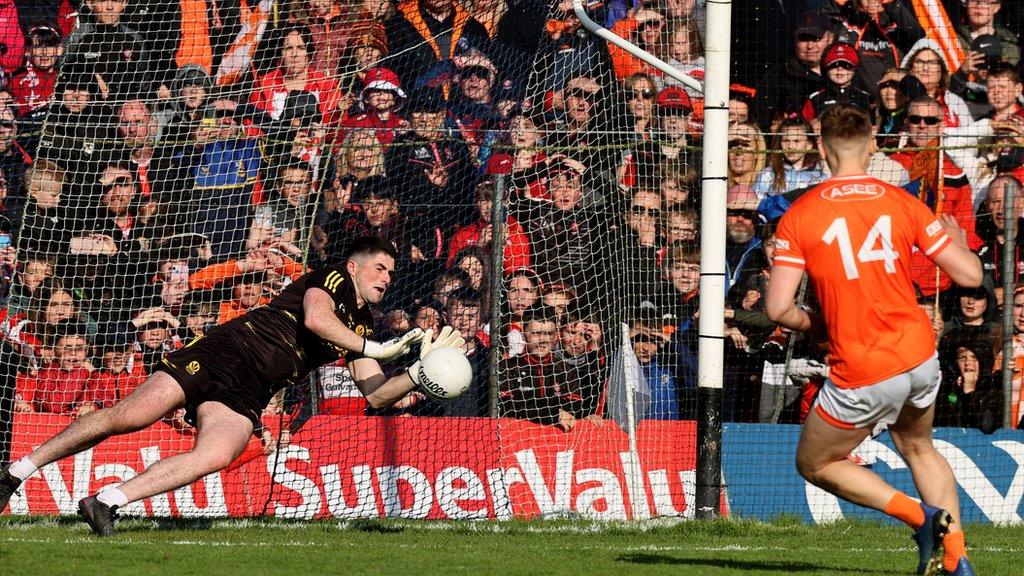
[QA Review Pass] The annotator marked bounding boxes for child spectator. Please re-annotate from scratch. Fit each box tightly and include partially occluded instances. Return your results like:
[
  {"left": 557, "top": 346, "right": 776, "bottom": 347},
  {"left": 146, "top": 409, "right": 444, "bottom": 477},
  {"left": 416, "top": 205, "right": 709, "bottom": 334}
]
[
  {"left": 5, "top": 256, "right": 54, "bottom": 316},
  {"left": 936, "top": 328, "right": 1002, "bottom": 433},
  {"left": 631, "top": 312, "right": 678, "bottom": 421},
  {"left": 21, "top": 321, "right": 97, "bottom": 416},
  {"left": 503, "top": 267, "right": 540, "bottom": 357},
  {"left": 486, "top": 111, "right": 547, "bottom": 195},
  {"left": 752, "top": 117, "right": 824, "bottom": 198},
  {"left": 552, "top": 307, "right": 604, "bottom": 415},
  {"left": 498, "top": 305, "right": 577, "bottom": 431},
  {"left": 447, "top": 178, "right": 532, "bottom": 273},
  {"left": 662, "top": 208, "right": 699, "bottom": 249},
  {"left": 662, "top": 19, "right": 705, "bottom": 98},
  {"left": 339, "top": 67, "right": 407, "bottom": 147},
  {"left": 439, "top": 287, "right": 491, "bottom": 416},
  {"left": 132, "top": 307, "right": 182, "bottom": 373},
  {"left": 161, "top": 65, "right": 213, "bottom": 145},
  {"left": 9, "top": 26, "right": 62, "bottom": 121},
  {"left": 802, "top": 42, "right": 874, "bottom": 124},
  {"left": 659, "top": 164, "right": 697, "bottom": 211},
  {"left": 87, "top": 331, "right": 147, "bottom": 407}
]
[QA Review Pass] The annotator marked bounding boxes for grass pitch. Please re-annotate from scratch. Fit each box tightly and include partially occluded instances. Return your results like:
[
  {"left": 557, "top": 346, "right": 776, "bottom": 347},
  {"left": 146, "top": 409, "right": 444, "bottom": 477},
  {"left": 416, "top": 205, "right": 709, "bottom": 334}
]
[{"left": 1, "top": 516, "right": 1021, "bottom": 575}]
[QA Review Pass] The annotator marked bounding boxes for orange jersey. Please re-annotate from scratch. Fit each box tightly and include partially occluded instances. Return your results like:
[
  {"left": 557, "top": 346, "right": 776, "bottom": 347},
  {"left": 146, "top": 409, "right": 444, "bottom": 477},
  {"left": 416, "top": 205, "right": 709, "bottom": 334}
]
[{"left": 774, "top": 175, "right": 952, "bottom": 388}]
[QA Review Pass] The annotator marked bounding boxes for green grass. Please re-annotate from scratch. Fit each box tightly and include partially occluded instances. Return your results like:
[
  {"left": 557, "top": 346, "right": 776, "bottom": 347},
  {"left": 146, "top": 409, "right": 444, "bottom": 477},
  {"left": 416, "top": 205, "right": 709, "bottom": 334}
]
[{"left": 1, "top": 516, "right": 1021, "bottom": 575}]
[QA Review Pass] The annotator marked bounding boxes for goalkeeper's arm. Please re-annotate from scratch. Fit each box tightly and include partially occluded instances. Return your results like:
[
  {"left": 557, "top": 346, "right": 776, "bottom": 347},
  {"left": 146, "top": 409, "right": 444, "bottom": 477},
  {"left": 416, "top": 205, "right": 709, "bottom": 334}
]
[
  {"left": 349, "top": 358, "right": 417, "bottom": 409},
  {"left": 302, "top": 288, "right": 422, "bottom": 360}
]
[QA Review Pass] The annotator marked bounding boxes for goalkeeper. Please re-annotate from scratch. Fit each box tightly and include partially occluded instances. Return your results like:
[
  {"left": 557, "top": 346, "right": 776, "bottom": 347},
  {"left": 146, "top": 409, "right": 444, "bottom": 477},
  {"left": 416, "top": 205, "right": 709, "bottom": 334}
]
[{"left": 0, "top": 236, "right": 465, "bottom": 536}]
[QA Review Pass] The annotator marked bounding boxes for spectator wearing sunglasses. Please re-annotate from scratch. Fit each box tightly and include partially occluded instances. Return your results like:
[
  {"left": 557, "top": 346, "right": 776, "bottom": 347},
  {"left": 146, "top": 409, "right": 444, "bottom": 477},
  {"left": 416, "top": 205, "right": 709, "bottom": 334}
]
[
  {"left": 609, "top": 188, "right": 664, "bottom": 320},
  {"left": 801, "top": 42, "right": 874, "bottom": 125},
  {"left": 609, "top": 7, "right": 668, "bottom": 81},
  {"left": 723, "top": 184, "right": 765, "bottom": 298},
  {"left": 621, "top": 73, "right": 658, "bottom": 142},
  {"left": 890, "top": 95, "right": 982, "bottom": 297},
  {"left": 448, "top": 55, "right": 503, "bottom": 165},
  {"left": 901, "top": 39, "right": 974, "bottom": 129}
]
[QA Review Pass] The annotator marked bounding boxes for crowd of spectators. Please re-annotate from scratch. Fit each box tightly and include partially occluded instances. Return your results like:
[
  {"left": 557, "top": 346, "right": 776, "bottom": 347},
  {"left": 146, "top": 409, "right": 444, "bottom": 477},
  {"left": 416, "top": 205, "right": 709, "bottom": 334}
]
[{"left": 0, "top": 0, "right": 1022, "bottom": 433}]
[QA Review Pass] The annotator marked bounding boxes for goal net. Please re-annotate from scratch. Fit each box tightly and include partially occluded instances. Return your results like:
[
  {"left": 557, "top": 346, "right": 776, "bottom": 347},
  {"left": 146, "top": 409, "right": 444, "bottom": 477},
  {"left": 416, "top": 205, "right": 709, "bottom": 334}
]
[{"left": 1, "top": 0, "right": 1021, "bottom": 523}]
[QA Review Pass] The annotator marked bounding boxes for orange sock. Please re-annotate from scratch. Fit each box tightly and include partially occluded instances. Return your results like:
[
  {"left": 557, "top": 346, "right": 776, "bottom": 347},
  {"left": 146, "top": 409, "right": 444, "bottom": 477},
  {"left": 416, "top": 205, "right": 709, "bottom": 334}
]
[
  {"left": 884, "top": 492, "right": 925, "bottom": 528},
  {"left": 943, "top": 531, "right": 966, "bottom": 572}
]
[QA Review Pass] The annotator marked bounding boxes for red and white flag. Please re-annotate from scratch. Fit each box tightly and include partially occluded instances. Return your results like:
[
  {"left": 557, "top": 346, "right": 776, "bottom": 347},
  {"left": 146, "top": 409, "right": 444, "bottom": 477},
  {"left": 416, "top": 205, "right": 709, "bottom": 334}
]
[{"left": 215, "top": 0, "right": 276, "bottom": 86}]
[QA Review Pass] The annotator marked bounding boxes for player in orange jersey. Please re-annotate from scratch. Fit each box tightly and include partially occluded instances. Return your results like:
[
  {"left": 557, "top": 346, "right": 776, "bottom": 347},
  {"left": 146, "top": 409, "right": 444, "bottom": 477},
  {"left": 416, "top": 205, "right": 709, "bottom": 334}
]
[{"left": 765, "top": 104, "right": 983, "bottom": 576}]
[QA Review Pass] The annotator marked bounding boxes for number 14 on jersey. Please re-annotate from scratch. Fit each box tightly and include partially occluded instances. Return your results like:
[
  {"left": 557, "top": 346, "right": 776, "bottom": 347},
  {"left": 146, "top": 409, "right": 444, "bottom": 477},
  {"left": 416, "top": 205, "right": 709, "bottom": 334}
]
[{"left": 821, "top": 215, "right": 898, "bottom": 280}]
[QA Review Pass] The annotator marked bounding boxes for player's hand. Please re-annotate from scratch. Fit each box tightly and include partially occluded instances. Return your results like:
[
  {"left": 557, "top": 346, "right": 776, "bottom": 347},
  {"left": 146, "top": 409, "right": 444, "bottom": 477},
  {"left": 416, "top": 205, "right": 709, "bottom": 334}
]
[
  {"left": 939, "top": 214, "right": 969, "bottom": 249},
  {"left": 363, "top": 328, "right": 425, "bottom": 361},
  {"left": 420, "top": 326, "right": 467, "bottom": 359},
  {"left": 405, "top": 326, "right": 467, "bottom": 384}
]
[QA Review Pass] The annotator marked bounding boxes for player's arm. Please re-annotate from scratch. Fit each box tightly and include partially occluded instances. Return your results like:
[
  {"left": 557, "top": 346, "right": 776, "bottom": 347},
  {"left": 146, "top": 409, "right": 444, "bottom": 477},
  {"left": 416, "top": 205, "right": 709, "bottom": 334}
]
[
  {"left": 764, "top": 266, "right": 816, "bottom": 332},
  {"left": 930, "top": 214, "right": 983, "bottom": 288},
  {"left": 347, "top": 327, "right": 468, "bottom": 408},
  {"left": 347, "top": 357, "right": 417, "bottom": 409},
  {"left": 302, "top": 287, "right": 423, "bottom": 360}
]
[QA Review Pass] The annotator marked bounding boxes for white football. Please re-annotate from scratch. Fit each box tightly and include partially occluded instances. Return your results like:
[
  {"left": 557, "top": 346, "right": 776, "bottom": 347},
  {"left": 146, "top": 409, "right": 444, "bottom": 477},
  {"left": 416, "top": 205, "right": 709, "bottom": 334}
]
[{"left": 417, "top": 347, "right": 472, "bottom": 399}]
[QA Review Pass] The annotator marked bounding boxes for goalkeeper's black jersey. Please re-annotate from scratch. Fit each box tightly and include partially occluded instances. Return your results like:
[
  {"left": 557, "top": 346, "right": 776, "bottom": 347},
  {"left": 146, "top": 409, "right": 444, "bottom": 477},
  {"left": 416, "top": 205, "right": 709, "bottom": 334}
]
[{"left": 227, "top": 265, "right": 375, "bottom": 387}]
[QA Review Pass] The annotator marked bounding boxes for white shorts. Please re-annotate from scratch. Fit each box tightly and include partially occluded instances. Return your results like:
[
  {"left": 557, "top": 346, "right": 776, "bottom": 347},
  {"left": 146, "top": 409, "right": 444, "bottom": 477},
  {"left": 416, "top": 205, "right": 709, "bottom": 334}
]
[{"left": 813, "top": 353, "right": 941, "bottom": 430}]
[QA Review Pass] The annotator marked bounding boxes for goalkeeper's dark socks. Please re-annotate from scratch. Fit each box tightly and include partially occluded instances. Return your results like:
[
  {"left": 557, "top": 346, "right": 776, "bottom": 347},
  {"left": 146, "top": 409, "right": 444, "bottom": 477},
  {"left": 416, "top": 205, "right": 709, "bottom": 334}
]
[
  {"left": 883, "top": 491, "right": 925, "bottom": 528},
  {"left": 943, "top": 532, "right": 967, "bottom": 572}
]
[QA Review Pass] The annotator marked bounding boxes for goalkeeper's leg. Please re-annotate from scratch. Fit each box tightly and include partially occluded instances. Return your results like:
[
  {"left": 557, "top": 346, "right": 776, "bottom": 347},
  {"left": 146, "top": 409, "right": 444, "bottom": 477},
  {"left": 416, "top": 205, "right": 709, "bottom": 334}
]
[
  {"left": 1, "top": 372, "right": 186, "bottom": 512},
  {"left": 109, "top": 401, "right": 252, "bottom": 505}
]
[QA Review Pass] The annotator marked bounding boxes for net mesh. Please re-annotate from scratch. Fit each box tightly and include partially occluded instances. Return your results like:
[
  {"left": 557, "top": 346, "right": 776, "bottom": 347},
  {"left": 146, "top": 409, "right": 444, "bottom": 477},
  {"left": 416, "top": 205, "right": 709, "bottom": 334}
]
[{"left": 0, "top": 0, "right": 1021, "bottom": 522}]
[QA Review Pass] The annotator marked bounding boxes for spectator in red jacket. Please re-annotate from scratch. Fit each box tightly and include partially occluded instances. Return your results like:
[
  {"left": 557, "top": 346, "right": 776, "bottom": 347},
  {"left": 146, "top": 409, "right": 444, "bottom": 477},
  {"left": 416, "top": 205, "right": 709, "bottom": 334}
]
[
  {"left": 87, "top": 331, "right": 147, "bottom": 408},
  {"left": 23, "top": 321, "right": 100, "bottom": 416},
  {"left": 339, "top": 67, "right": 407, "bottom": 147},
  {"left": 9, "top": 26, "right": 62, "bottom": 120},
  {"left": 250, "top": 25, "right": 342, "bottom": 124},
  {"left": 890, "top": 95, "right": 982, "bottom": 296},
  {"left": 498, "top": 305, "right": 577, "bottom": 431},
  {"left": 447, "top": 178, "right": 531, "bottom": 273}
]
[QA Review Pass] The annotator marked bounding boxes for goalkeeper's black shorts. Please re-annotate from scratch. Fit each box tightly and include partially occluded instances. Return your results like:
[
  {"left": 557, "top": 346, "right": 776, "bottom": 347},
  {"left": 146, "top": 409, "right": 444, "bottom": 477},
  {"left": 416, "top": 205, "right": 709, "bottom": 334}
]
[{"left": 157, "top": 321, "right": 275, "bottom": 429}]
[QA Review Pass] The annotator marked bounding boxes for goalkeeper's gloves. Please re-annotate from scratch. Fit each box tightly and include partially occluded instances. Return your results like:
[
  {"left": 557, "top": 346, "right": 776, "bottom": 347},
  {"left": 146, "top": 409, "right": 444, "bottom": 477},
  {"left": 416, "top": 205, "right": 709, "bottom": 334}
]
[
  {"left": 406, "top": 326, "right": 466, "bottom": 384},
  {"left": 362, "top": 328, "right": 425, "bottom": 361}
]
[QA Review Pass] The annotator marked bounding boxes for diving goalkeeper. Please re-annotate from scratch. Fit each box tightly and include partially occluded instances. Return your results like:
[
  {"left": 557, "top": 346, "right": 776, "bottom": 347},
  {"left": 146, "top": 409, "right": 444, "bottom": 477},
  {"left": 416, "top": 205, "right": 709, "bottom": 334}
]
[{"left": 0, "top": 236, "right": 466, "bottom": 536}]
